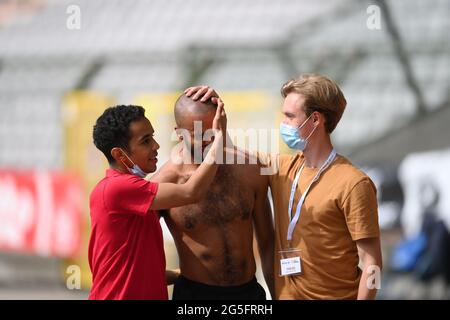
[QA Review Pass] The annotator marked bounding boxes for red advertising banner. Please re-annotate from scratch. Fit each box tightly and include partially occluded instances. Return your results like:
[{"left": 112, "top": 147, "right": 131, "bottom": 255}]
[{"left": 0, "top": 170, "right": 83, "bottom": 258}]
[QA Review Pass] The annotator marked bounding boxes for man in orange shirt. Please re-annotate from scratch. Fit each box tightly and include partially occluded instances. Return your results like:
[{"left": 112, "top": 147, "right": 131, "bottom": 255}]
[{"left": 262, "top": 74, "right": 382, "bottom": 299}]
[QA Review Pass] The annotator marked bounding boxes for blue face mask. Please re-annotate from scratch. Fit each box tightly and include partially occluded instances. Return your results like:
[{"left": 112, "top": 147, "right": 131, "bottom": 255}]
[
  {"left": 280, "top": 114, "right": 317, "bottom": 151},
  {"left": 119, "top": 149, "right": 148, "bottom": 178}
]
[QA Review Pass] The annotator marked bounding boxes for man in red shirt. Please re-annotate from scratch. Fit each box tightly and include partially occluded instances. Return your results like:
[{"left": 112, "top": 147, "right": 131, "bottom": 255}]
[{"left": 89, "top": 101, "right": 226, "bottom": 300}]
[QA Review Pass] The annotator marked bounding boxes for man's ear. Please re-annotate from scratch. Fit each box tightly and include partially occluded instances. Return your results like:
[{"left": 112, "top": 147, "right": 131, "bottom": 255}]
[
  {"left": 313, "top": 111, "right": 328, "bottom": 132},
  {"left": 111, "top": 147, "right": 125, "bottom": 164},
  {"left": 311, "top": 111, "right": 319, "bottom": 123},
  {"left": 312, "top": 111, "right": 324, "bottom": 126}
]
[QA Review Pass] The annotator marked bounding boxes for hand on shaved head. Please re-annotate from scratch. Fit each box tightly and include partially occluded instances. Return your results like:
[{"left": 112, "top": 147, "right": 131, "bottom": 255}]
[
  {"left": 174, "top": 94, "right": 220, "bottom": 162},
  {"left": 174, "top": 94, "right": 218, "bottom": 129}
]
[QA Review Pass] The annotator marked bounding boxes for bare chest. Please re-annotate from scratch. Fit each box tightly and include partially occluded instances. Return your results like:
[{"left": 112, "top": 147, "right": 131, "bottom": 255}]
[{"left": 169, "top": 166, "right": 255, "bottom": 229}]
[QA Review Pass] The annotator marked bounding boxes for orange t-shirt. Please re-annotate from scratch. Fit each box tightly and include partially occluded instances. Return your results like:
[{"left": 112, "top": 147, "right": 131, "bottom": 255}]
[{"left": 261, "top": 152, "right": 379, "bottom": 300}]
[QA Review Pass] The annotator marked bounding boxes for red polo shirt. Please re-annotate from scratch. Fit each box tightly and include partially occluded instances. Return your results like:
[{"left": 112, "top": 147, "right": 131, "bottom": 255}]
[{"left": 88, "top": 169, "right": 167, "bottom": 300}]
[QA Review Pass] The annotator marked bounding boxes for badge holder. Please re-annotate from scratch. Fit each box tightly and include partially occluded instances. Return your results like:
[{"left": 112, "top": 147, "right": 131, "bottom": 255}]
[{"left": 278, "top": 248, "right": 302, "bottom": 277}]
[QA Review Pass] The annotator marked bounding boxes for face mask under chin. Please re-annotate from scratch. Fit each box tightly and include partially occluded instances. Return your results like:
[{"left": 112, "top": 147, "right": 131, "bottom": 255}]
[{"left": 119, "top": 148, "right": 149, "bottom": 178}]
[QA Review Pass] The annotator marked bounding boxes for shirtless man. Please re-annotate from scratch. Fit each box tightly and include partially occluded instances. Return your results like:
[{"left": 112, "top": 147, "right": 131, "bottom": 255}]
[{"left": 151, "top": 88, "right": 274, "bottom": 300}]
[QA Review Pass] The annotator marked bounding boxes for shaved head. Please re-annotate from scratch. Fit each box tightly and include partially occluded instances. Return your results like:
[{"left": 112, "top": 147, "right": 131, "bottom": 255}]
[
  {"left": 174, "top": 94, "right": 218, "bottom": 161},
  {"left": 174, "top": 94, "right": 217, "bottom": 129}
]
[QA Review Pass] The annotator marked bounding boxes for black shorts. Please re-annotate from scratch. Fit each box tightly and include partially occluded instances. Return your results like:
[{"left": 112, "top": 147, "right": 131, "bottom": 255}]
[{"left": 172, "top": 275, "right": 267, "bottom": 300}]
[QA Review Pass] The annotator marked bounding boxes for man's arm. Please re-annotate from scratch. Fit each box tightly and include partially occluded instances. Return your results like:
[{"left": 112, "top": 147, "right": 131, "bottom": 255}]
[
  {"left": 356, "top": 237, "right": 383, "bottom": 300},
  {"left": 149, "top": 99, "right": 226, "bottom": 211},
  {"left": 149, "top": 161, "right": 178, "bottom": 184},
  {"left": 165, "top": 269, "right": 181, "bottom": 286},
  {"left": 253, "top": 174, "right": 275, "bottom": 298},
  {"left": 149, "top": 140, "right": 218, "bottom": 210}
]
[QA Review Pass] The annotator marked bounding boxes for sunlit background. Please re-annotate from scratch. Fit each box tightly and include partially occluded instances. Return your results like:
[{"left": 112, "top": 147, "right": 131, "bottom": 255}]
[{"left": 0, "top": 0, "right": 449, "bottom": 299}]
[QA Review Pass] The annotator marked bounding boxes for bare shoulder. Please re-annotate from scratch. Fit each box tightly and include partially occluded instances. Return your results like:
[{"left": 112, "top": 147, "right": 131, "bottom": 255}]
[{"left": 229, "top": 147, "right": 268, "bottom": 188}]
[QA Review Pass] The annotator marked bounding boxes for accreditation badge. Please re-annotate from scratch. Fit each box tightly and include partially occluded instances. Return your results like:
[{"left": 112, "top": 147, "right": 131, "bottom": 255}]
[{"left": 278, "top": 248, "right": 302, "bottom": 276}]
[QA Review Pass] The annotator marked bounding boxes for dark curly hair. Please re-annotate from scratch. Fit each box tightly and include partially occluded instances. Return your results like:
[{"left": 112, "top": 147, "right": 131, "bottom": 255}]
[{"left": 93, "top": 105, "right": 146, "bottom": 164}]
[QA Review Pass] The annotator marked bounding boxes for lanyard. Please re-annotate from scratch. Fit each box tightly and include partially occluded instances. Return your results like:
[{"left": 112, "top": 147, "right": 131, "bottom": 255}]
[{"left": 287, "top": 149, "right": 337, "bottom": 242}]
